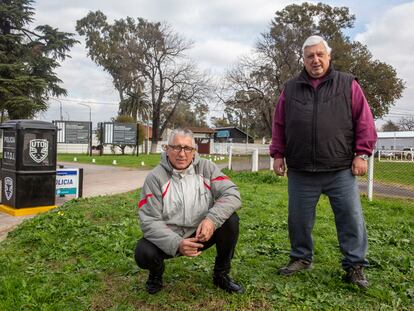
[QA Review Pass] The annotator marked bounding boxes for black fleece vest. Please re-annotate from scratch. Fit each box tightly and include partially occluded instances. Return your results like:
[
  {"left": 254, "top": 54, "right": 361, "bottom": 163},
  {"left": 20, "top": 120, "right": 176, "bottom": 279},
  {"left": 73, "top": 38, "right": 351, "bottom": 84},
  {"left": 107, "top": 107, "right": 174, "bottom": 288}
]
[{"left": 284, "top": 66, "right": 355, "bottom": 172}]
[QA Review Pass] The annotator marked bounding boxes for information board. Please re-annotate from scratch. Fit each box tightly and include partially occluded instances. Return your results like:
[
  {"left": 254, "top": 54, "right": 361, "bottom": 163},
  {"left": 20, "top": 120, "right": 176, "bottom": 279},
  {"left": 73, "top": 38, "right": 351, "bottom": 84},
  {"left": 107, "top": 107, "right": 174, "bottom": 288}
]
[
  {"left": 112, "top": 123, "right": 136, "bottom": 145},
  {"left": 65, "top": 122, "right": 90, "bottom": 144},
  {"left": 54, "top": 121, "right": 91, "bottom": 144}
]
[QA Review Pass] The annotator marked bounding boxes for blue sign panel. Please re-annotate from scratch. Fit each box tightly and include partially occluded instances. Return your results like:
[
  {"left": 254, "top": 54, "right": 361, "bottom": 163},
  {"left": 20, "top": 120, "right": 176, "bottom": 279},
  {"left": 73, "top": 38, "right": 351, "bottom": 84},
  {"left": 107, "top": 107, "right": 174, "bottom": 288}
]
[{"left": 216, "top": 130, "right": 230, "bottom": 138}]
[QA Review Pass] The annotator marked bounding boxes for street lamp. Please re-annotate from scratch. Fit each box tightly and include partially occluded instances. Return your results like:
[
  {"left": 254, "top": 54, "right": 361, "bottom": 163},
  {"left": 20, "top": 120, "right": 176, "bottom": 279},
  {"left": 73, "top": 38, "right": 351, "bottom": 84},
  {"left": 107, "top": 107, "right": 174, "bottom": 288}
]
[
  {"left": 78, "top": 103, "right": 92, "bottom": 156},
  {"left": 77, "top": 103, "right": 91, "bottom": 124},
  {"left": 49, "top": 98, "right": 63, "bottom": 120}
]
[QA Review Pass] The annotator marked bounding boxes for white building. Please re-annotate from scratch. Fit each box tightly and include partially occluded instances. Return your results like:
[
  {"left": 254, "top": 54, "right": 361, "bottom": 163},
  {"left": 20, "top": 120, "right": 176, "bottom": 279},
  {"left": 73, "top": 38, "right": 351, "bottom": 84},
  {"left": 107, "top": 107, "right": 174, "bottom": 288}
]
[{"left": 376, "top": 131, "right": 414, "bottom": 150}]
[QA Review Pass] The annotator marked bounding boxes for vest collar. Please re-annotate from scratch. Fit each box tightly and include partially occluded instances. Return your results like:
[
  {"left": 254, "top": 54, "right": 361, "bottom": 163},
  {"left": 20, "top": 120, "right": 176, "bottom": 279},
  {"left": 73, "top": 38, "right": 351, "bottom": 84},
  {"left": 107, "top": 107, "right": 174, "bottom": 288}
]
[{"left": 298, "top": 63, "right": 336, "bottom": 86}]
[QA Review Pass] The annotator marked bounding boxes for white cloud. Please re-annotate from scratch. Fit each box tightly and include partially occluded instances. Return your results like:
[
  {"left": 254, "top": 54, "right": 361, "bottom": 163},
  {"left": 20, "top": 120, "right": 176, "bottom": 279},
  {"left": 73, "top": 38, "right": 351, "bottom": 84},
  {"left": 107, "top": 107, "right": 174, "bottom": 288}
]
[
  {"left": 189, "top": 39, "right": 253, "bottom": 72},
  {"left": 355, "top": 2, "right": 414, "bottom": 125}
]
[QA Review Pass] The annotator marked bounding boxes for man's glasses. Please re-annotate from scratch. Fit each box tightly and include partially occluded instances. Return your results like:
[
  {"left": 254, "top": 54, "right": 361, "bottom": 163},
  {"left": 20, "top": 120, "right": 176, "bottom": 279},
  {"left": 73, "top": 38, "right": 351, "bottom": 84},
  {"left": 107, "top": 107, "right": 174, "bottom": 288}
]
[{"left": 168, "top": 144, "right": 196, "bottom": 154}]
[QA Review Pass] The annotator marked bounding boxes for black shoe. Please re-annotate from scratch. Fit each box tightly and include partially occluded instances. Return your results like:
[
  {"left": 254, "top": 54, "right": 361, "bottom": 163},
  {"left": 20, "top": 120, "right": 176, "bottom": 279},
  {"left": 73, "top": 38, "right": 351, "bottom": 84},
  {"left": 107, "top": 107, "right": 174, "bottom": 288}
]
[
  {"left": 213, "top": 274, "right": 244, "bottom": 294},
  {"left": 344, "top": 265, "right": 369, "bottom": 289},
  {"left": 146, "top": 273, "right": 163, "bottom": 294},
  {"left": 145, "top": 263, "right": 164, "bottom": 294}
]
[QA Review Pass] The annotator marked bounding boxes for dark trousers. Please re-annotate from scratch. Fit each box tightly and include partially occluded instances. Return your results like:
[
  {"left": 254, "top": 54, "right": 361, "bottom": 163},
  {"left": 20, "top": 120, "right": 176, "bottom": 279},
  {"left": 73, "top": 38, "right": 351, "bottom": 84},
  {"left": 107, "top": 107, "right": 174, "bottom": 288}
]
[
  {"left": 287, "top": 169, "right": 368, "bottom": 269},
  {"left": 135, "top": 213, "right": 239, "bottom": 276}
]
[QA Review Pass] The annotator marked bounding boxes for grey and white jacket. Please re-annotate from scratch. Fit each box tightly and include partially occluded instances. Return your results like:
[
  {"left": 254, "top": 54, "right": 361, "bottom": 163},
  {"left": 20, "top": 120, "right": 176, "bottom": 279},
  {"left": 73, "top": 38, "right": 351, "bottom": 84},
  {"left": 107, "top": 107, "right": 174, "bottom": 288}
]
[{"left": 138, "top": 152, "right": 241, "bottom": 256}]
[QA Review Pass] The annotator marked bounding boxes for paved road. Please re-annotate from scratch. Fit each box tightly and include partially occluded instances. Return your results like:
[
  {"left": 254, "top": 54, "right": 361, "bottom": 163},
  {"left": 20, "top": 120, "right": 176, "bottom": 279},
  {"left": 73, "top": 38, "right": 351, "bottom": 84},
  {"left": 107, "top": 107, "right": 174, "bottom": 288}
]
[{"left": 0, "top": 162, "right": 150, "bottom": 242}]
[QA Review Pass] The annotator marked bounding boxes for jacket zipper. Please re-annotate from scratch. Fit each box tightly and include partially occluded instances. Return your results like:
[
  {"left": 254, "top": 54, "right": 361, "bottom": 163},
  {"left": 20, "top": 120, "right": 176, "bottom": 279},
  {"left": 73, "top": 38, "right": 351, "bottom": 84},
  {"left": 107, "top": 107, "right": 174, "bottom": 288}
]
[{"left": 312, "top": 87, "right": 318, "bottom": 172}]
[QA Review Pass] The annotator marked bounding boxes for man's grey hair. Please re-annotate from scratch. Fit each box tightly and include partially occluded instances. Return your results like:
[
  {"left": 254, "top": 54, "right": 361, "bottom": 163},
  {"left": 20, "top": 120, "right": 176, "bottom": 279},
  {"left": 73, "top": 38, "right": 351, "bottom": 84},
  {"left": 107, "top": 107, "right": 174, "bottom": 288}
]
[
  {"left": 302, "top": 35, "right": 332, "bottom": 56},
  {"left": 167, "top": 128, "right": 196, "bottom": 147}
]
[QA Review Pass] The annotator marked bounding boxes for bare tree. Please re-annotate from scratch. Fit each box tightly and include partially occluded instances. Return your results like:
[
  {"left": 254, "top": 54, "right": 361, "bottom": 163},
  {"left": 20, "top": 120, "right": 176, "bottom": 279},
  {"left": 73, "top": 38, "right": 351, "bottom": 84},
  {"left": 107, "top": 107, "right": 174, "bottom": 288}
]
[
  {"left": 77, "top": 14, "right": 211, "bottom": 152},
  {"left": 398, "top": 117, "right": 414, "bottom": 131},
  {"left": 381, "top": 120, "right": 400, "bottom": 132}
]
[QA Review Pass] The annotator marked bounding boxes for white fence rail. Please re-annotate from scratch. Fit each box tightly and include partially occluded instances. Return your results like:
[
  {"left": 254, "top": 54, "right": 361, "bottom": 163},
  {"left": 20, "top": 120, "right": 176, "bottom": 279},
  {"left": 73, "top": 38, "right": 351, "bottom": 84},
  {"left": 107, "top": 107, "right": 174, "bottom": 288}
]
[
  {"left": 227, "top": 145, "right": 376, "bottom": 202},
  {"left": 378, "top": 149, "right": 414, "bottom": 162}
]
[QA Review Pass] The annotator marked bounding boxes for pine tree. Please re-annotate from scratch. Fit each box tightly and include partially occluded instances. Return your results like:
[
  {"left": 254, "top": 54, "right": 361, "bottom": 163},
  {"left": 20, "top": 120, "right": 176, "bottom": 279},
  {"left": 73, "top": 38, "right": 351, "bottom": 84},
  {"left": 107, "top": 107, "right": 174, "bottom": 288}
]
[{"left": 0, "top": 0, "right": 78, "bottom": 121}]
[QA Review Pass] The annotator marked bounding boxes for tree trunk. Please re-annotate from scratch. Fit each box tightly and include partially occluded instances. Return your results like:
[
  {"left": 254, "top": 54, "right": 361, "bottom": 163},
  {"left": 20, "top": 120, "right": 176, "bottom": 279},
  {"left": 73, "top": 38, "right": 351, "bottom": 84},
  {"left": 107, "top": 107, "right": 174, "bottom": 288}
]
[{"left": 150, "top": 141, "right": 158, "bottom": 153}]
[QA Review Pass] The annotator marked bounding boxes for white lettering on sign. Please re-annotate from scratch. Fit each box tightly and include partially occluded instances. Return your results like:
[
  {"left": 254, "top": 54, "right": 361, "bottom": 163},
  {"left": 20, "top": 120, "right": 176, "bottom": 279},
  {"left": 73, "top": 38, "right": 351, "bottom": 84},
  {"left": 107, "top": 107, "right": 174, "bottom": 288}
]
[
  {"left": 4, "top": 151, "right": 15, "bottom": 160},
  {"left": 29, "top": 139, "right": 49, "bottom": 163},
  {"left": 4, "top": 136, "right": 15, "bottom": 144},
  {"left": 30, "top": 140, "right": 48, "bottom": 148}
]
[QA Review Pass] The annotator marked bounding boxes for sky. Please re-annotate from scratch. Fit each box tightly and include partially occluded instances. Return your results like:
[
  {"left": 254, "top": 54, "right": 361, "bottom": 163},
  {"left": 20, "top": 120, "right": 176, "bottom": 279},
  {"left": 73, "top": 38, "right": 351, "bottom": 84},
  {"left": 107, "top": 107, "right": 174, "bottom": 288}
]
[{"left": 32, "top": 0, "right": 414, "bottom": 130}]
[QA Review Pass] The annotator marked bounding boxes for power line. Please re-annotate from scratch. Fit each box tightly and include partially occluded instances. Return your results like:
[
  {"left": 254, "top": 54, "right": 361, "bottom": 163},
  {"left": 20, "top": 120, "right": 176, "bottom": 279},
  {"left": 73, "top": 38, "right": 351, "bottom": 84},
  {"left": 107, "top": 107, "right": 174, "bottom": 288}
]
[{"left": 49, "top": 97, "right": 118, "bottom": 106}]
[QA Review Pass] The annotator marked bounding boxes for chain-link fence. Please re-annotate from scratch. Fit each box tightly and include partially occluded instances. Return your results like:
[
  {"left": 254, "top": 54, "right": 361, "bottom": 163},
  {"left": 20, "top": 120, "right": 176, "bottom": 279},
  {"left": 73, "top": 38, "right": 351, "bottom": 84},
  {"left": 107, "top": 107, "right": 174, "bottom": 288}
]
[
  {"left": 364, "top": 150, "right": 414, "bottom": 199},
  {"left": 224, "top": 145, "right": 414, "bottom": 200}
]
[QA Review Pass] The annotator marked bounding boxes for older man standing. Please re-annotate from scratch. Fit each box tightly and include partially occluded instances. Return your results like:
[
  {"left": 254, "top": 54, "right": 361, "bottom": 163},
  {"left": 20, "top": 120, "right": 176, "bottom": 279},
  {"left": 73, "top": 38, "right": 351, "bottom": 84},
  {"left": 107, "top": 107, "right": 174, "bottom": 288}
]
[
  {"left": 135, "top": 129, "right": 244, "bottom": 294},
  {"left": 270, "top": 35, "right": 377, "bottom": 288}
]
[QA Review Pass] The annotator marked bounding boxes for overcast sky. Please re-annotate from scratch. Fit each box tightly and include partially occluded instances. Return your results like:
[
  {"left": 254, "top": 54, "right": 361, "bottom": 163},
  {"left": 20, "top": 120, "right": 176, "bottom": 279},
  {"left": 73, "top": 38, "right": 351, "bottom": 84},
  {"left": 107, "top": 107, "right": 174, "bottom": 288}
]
[{"left": 33, "top": 0, "right": 414, "bottom": 129}]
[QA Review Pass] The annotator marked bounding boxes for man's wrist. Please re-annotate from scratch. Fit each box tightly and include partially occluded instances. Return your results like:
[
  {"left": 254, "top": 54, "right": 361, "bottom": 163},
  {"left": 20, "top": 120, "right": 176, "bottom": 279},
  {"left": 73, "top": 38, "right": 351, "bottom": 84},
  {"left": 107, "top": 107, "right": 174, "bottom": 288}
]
[{"left": 355, "top": 154, "right": 369, "bottom": 161}]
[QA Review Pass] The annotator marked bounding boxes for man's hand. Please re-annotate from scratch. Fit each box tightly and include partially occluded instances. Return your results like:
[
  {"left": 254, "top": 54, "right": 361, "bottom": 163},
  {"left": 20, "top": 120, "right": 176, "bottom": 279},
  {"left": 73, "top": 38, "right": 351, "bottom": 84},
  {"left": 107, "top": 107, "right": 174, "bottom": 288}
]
[
  {"left": 273, "top": 158, "right": 286, "bottom": 176},
  {"left": 179, "top": 238, "right": 204, "bottom": 257},
  {"left": 352, "top": 157, "right": 368, "bottom": 176},
  {"left": 196, "top": 218, "right": 215, "bottom": 242}
]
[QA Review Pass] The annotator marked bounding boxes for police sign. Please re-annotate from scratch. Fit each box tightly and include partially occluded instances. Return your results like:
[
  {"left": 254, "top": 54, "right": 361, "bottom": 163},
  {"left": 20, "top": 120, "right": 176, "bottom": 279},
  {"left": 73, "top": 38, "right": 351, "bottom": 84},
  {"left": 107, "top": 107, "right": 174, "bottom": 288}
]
[{"left": 56, "top": 168, "right": 81, "bottom": 198}]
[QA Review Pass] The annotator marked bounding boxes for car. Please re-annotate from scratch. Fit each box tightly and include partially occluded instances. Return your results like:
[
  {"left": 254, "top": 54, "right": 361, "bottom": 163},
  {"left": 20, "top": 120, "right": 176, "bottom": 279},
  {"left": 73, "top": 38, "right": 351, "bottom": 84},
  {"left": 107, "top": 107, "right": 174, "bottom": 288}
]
[
  {"left": 380, "top": 150, "right": 395, "bottom": 158},
  {"left": 403, "top": 147, "right": 414, "bottom": 160}
]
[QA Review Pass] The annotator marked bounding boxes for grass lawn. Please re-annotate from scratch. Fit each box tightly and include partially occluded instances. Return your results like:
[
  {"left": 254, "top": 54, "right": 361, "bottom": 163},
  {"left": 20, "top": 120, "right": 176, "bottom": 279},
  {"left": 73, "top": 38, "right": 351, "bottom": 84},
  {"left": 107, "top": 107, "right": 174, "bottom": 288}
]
[
  {"left": 57, "top": 153, "right": 162, "bottom": 169},
  {"left": 1, "top": 171, "right": 412, "bottom": 310},
  {"left": 57, "top": 153, "right": 228, "bottom": 170}
]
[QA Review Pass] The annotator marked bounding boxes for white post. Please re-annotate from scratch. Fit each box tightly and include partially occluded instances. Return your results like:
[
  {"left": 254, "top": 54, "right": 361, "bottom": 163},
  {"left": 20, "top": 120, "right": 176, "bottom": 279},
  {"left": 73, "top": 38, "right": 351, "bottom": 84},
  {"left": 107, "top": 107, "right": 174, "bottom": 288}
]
[
  {"left": 270, "top": 156, "right": 274, "bottom": 171},
  {"left": 252, "top": 148, "right": 259, "bottom": 172},
  {"left": 367, "top": 155, "right": 374, "bottom": 201},
  {"left": 228, "top": 145, "right": 232, "bottom": 170}
]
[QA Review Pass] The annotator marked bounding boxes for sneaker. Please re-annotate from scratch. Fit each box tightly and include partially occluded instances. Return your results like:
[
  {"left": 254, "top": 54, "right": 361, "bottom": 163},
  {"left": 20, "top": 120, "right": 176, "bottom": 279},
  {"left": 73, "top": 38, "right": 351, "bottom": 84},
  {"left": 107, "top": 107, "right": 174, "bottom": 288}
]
[
  {"left": 213, "top": 274, "right": 244, "bottom": 294},
  {"left": 279, "top": 258, "right": 313, "bottom": 276},
  {"left": 344, "top": 265, "right": 369, "bottom": 289}
]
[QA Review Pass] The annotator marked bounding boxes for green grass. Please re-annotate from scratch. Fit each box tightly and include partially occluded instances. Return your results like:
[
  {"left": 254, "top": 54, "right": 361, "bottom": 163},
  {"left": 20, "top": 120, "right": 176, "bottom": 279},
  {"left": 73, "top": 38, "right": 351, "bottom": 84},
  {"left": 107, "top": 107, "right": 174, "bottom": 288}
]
[
  {"left": 1, "top": 171, "right": 413, "bottom": 310},
  {"left": 57, "top": 153, "right": 227, "bottom": 170},
  {"left": 373, "top": 160, "right": 414, "bottom": 188},
  {"left": 57, "top": 153, "right": 162, "bottom": 169}
]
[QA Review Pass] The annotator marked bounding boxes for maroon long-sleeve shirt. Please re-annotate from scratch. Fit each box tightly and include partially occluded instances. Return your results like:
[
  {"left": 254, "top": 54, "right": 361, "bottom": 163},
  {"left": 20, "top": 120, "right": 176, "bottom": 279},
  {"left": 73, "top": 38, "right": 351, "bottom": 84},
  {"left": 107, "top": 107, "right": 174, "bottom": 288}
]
[{"left": 269, "top": 79, "right": 377, "bottom": 159}]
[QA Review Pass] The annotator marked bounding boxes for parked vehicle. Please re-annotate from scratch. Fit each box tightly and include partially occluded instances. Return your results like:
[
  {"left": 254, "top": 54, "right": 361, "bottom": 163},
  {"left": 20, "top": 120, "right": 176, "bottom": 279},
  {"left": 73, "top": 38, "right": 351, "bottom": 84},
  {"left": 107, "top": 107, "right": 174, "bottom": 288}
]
[
  {"left": 403, "top": 147, "right": 414, "bottom": 160},
  {"left": 379, "top": 150, "right": 395, "bottom": 158}
]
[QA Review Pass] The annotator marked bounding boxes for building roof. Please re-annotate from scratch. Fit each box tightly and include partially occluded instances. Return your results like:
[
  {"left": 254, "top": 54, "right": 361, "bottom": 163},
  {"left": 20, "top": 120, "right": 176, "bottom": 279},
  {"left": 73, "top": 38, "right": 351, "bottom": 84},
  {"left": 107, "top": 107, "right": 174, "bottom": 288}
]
[
  {"left": 214, "top": 126, "right": 253, "bottom": 138},
  {"left": 377, "top": 131, "right": 414, "bottom": 138},
  {"left": 186, "top": 127, "right": 215, "bottom": 134}
]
